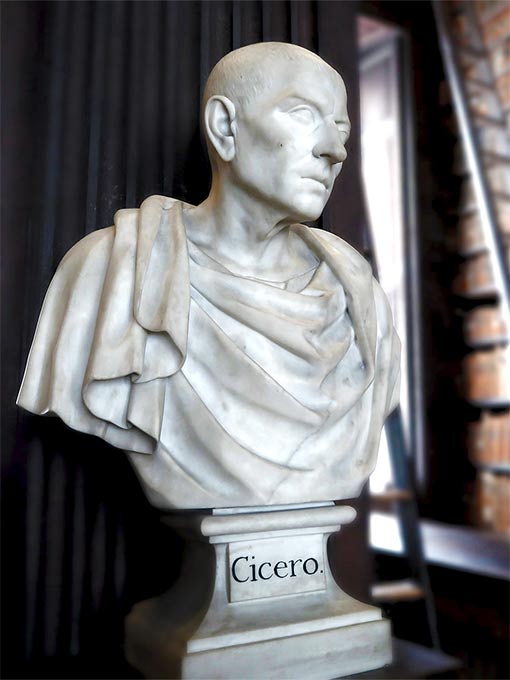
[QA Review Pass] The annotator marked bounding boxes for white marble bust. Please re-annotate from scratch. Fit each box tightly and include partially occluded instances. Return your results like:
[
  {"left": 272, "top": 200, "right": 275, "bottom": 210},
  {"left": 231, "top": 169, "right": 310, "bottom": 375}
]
[{"left": 17, "top": 42, "right": 400, "bottom": 510}]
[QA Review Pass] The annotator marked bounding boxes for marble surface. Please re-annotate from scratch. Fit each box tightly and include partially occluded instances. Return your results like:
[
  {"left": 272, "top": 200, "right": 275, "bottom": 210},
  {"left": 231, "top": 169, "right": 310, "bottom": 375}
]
[
  {"left": 17, "top": 42, "right": 400, "bottom": 510},
  {"left": 125, "top": 503, "right": 392, "bottom": 679}
]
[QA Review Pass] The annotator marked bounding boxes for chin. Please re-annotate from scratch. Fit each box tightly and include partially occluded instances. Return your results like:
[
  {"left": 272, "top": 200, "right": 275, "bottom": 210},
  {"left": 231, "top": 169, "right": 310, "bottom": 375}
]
[{"left": 290, "top": 200, "right": 326, "bottom": 223}]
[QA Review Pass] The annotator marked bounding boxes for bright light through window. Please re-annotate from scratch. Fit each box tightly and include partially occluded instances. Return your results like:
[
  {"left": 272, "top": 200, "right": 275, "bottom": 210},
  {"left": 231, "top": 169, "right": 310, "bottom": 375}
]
[{"left": 359, "top": 17, "right": 410, "bottom": 493}]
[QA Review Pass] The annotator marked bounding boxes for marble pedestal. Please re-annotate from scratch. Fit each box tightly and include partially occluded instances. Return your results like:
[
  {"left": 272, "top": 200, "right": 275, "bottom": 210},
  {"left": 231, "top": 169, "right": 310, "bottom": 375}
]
[{"left": 125, "top": 503, "right": 392, "bottom": 679}]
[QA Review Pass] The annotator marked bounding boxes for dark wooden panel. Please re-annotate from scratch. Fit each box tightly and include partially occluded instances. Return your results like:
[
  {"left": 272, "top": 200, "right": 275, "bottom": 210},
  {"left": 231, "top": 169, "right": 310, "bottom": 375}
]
[
  {"left": 1, "top": 2, "right": 368, "bottom": 676},
  {"left": 261, "top": 0, "right": 291, "bottom": 42},
  {"left": 318, "top": 0, "right": 367, "bottom": 251}
]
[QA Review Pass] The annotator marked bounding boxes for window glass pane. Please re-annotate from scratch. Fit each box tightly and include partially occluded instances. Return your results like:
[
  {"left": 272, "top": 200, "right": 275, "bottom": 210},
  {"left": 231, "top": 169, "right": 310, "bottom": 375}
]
[{"left": 359, "top": 21, "right": 409, "bottom": 490}]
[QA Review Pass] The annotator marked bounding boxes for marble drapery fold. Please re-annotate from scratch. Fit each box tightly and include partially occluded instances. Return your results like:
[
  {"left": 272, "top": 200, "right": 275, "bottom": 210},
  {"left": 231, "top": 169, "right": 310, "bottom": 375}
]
[{"left": 17, "top": 195, "right": 399, "bottom": 508}]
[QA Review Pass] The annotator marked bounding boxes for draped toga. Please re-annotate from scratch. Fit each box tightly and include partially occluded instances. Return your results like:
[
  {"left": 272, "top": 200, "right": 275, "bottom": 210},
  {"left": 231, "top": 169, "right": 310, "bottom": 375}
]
[{"left": 17, "top": 195, "right": 400, "bottom": 509}]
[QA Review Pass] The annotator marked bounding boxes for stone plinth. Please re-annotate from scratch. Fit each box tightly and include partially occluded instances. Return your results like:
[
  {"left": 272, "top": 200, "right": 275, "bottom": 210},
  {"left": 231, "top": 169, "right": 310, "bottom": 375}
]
[{"left": 125, "top": 503, "right": 391, "bottom": 679}]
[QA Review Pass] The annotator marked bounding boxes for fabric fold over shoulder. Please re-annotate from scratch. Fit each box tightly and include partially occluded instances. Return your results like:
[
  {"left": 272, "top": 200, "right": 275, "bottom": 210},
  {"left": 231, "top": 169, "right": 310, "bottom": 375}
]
[
  {"left": 17, "top": 195, "right": 191, "bottom": 455},
  {"left": 302, "top": 226, "right": 376, "bottom": 385}
]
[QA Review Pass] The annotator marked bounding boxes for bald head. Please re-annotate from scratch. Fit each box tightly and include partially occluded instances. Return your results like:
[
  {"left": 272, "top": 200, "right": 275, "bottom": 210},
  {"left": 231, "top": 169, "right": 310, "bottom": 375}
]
[
  {"left": 200, "top": 41, "right": 349, "bottom": 222},
  {"left": 202, "top": 42, "right": 347, "bottom": 176},
  {"left": 202, "top": 42, "right": 342, "bottom": 117}
]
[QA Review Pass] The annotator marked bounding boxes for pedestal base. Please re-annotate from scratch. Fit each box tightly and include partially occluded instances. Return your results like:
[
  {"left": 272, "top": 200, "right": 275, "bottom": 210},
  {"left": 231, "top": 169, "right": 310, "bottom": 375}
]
[{"left": 125, "top": 504, "right": 392, "bottom": 679}]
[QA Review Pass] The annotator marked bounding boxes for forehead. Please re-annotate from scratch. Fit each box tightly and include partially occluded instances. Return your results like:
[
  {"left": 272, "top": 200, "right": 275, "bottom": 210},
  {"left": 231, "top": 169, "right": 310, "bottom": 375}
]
[{"left": 253, "top": 58, "right": 347, "bottom": 117}]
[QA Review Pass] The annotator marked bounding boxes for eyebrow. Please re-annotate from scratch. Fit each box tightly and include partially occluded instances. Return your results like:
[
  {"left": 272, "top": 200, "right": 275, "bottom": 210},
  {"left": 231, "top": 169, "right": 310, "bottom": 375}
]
[
  {"left": 277, "top": 93, "right": 351, "bottom": 129},
  {"left": 278, "top": 94, "right": 325, "bottom": 112}
]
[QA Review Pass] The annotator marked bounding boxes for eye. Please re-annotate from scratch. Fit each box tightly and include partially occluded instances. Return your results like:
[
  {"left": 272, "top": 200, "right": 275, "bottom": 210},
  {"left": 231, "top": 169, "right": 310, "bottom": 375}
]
[{"left": 288, "top": 106, "right": 315, "bottom": 124}]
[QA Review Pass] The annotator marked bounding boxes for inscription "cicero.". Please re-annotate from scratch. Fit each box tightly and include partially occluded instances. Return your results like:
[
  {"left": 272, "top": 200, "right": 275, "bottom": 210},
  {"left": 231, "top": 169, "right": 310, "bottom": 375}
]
[{"left": 231, "top": 555, "right": 323, "bottom": 583}]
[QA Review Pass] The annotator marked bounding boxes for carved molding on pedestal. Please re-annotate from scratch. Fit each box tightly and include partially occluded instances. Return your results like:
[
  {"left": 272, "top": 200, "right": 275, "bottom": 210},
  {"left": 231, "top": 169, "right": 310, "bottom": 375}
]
[{"left": 125, "top": 504, "right": 392, "bottom": 679}]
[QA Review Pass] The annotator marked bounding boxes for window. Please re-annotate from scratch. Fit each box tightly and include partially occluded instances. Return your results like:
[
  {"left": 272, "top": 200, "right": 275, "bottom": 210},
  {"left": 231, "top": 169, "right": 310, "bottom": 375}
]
[{"left": 358, "top": 16, "right": 424, "bottom": 492}]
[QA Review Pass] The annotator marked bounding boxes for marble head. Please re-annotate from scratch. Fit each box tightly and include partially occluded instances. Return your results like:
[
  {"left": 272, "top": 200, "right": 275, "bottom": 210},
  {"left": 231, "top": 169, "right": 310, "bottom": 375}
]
[{"left": 202, "top": 42, "right": 351, "bottom": 223}]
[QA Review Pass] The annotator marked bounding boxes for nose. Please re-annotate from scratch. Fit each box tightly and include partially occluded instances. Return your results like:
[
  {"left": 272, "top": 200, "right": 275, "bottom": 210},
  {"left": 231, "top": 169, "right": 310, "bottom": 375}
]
[{"left": 312, "top": 122, "right": 347, "bottom": 164}]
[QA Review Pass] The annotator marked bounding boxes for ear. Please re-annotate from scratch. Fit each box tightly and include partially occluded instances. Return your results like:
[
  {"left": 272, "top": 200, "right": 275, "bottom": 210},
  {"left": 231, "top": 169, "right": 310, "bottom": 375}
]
[{"left": 204, "top": 96, "right": 237, "bottom": 162}]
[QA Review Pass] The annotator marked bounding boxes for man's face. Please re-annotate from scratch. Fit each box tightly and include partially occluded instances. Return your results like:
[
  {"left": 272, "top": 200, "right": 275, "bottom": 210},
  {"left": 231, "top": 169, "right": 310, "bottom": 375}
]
[{"left": 231, "top": 58, "right": 350, "bottom": 223}]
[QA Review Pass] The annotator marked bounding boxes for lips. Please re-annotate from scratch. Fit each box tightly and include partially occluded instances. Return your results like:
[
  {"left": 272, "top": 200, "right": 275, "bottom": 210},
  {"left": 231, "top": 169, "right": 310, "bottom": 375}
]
[{"left": 305, "top": 177, "right": 329, "bottom": 190}]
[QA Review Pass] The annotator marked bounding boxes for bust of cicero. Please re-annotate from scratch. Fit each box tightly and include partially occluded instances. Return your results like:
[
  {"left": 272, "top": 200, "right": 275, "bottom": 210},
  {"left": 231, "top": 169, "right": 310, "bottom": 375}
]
[{"left": 17, "top": 42, "right": 400, "bottom": 509}]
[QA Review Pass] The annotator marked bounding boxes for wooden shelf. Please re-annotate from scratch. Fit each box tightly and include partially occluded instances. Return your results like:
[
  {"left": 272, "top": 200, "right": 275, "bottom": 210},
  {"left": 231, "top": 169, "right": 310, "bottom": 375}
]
[
  {"left": 458, "top": 242, "right": 488, "bottom": 257},
  {"left": 465, "top": 334, "right": 509, "bottom": 348},
  {"left": 473, "top": 111, "right": 507, "bottom": 128},
  {"left": 472, "top": 460, "right": 510, "bottom": 473},
  {"left": 370, "top": 512, "right": 510, "bottom": 580},
  {"left": 371, "top": 579, "right": 425, "bottom": 603},
  {"left": 455, "top": 285, "right": 499, "bottom": 299},
  {"left": 469, "top": 397, "right": 510, "bottom": 408},
  {"left": 372, "top": 488, "right": 413, "bottom": 503},
  {"left": 457, "top": 44, "right": 487, "bottom": 61}
]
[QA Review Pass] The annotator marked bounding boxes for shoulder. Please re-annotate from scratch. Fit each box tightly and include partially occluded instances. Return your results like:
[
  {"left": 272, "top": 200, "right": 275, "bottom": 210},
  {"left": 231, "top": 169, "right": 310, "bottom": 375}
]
[
  {"left": 139, "top": 194, "right": 182, "bottom": 211},
  {"left": 55, "top": 226, "right": 115, "bottom": 279},
  {"left": 308, "top": 227, "right": 372, "bottom": 276},
  {"left": 307, "top": 226, "right": 394, "bottom": 328},
  {"left": 57, "top": 226, "right": 116, "bottom": 274},
  {"left": 56, "top": 195, "right": 183, "bottom": 271}
]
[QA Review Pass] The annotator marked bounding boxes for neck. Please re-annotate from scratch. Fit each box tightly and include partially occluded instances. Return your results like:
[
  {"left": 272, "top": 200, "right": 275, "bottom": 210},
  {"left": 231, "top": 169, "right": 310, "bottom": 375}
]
[{"left": 183, "top": 174, "right": 294, "bottom": 279}]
